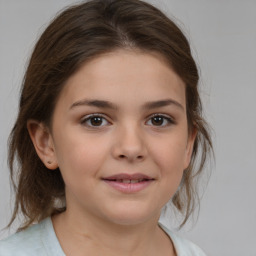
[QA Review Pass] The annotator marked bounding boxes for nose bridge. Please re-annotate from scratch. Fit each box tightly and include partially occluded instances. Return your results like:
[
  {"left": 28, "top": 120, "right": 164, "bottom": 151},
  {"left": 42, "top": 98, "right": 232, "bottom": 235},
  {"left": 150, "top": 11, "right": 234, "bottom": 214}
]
[{"left": 112, "top": 120, "right": 146, "bottom": 162}]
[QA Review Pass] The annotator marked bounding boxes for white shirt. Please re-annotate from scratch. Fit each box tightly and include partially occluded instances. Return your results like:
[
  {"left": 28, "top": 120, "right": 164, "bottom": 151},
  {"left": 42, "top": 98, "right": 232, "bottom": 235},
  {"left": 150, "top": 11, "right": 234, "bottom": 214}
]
[{"left": 0, "top": 217, "right": 206, "bottom": 255}]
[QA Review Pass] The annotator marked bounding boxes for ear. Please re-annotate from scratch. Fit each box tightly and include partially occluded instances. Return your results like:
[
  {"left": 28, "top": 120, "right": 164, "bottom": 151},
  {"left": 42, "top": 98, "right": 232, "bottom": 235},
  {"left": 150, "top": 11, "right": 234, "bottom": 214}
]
[
  {"left": 27, "top": 120, "right": 58, "bottom": 170},
  {"left": 183, "top": 127, "right": 197, "bottom": 170}
]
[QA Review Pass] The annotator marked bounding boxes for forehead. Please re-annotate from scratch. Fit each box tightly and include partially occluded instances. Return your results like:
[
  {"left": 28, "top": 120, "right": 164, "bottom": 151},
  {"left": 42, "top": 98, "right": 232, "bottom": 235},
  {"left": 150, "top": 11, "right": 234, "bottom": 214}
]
[{"left": 56, "top": 49, "right": 186, "bottom": 110}]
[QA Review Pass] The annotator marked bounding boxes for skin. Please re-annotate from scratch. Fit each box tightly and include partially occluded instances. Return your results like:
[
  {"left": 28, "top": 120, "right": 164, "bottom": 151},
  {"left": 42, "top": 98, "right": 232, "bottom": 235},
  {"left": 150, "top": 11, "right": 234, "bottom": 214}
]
[{"left": 28, "top": 49, "right": 196, "bottom": 256}]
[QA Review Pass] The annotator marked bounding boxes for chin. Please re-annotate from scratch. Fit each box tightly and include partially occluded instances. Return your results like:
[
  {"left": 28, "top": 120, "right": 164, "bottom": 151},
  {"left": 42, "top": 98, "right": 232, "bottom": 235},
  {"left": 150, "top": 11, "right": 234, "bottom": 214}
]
[{"left": 102, "top": 205, "right": 160, "bottom": 226}]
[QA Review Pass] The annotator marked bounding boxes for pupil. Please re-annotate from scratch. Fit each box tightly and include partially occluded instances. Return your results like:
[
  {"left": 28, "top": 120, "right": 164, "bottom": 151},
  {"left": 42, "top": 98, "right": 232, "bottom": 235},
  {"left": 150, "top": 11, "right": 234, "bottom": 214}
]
[
  {"left": 91, "top": 117, "right": 102, "bottom": 126},
  {"left": 152, "top": 116, "right": 163, "bottom": 126}
]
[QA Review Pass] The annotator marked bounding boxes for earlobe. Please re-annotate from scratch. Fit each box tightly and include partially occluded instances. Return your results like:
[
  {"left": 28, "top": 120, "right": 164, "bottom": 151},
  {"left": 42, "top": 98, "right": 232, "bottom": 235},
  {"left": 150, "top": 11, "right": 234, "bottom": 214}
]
[{"left": 27, "top": 120, "right": 58, "bottom": 170}]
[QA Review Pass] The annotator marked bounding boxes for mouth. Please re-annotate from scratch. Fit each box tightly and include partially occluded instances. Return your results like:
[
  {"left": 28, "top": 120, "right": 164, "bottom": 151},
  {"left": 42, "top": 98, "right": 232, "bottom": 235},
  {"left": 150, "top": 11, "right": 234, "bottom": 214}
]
[
  {"left": 105, "top": 178, "right": 151, "bottom": 184},
  {"left": 102, "top": 173, "right": 155, "bottom": 193}
]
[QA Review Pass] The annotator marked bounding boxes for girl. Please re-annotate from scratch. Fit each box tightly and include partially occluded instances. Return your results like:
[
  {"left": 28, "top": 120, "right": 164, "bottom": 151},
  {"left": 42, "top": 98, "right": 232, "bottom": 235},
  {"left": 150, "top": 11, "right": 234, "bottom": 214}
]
[{"left": 0, "top": 0, "right": 212, "bottom": 255}]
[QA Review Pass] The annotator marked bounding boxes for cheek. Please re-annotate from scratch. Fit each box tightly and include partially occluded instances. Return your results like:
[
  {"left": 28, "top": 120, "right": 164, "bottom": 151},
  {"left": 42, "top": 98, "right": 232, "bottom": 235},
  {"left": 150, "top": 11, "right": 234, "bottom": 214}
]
[
  {"left": 53, "top": 132, "right": 109, "bottom": 184},
  {"left": 149, "top": 136, "right": 187, "bottom": 187},
  {"left": 152, "top": 138, "right": 187, "bottom": 171},
  {"left": 148, "top": 140, "right": 186, "bottom": 205}
]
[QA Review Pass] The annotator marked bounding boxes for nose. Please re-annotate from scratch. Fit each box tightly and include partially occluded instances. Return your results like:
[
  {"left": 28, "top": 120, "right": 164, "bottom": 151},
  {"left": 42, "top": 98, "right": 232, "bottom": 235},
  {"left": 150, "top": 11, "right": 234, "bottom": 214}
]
[{"left": 111, "top": 124, "right": 147, "bottom": 162}]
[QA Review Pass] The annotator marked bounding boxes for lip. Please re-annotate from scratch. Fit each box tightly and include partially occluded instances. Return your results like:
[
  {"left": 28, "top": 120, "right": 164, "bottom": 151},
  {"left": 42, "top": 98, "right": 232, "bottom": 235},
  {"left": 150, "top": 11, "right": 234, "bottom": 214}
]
[{"left": 102, "top": 173, "right": 155, "bottom": 193}]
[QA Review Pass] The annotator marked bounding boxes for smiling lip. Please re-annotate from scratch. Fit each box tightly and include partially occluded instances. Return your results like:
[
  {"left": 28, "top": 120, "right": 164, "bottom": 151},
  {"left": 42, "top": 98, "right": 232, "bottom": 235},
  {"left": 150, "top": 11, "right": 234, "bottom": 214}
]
[{"left": 102, "top": 173, "right": 154, "bottom": 193}]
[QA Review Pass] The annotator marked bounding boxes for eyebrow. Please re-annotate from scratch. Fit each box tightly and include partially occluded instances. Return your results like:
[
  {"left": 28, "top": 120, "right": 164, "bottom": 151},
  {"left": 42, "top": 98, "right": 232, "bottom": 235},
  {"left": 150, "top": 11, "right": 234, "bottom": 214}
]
[
  {"left": 142, "top": 99, "right": 184, "bottom": 111},
  {"left": 69, "top": 99, "right": 184, "bottom": 111},
  {"left": 70, "top": 99, "right": 118, "bottom": 110}
]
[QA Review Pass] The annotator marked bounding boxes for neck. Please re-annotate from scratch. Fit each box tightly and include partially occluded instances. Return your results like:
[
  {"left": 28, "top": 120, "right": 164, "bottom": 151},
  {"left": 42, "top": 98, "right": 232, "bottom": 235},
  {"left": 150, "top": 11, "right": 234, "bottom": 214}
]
[{"left": 52, "top": 209, "right": 174, "bottom": 256}]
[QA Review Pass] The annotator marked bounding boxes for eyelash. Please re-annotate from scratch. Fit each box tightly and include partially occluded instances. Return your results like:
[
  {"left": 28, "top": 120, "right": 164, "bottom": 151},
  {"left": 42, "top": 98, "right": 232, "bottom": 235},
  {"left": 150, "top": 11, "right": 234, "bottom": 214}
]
[
  {"left": 80, "top": 113, "right": 175, "bottom": 128},
  {"left": 80, "top": 114, "right": 110, "bottom": 127},
  {"left": 146, "top": 113, "right": 175, "bottom": 127}
]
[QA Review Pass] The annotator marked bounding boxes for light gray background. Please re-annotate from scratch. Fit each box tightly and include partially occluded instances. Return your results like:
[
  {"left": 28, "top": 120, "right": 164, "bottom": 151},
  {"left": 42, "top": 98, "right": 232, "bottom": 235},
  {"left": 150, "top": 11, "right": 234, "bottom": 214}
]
[{"left": 0, "top": 1, "right": 255, "bottom": 255}]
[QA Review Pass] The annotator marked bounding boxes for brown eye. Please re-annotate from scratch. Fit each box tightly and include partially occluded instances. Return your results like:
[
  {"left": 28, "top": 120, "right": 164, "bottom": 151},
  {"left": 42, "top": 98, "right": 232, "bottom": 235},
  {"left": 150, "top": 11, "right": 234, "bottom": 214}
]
[
  {"left": 151, "top": 116, "right": 164, "bottom": 126},
  {"left": 81, "top": 114, "right": 109, "bottom": 127},
  {"left": 90, "top": 116, "right": 103, "bottom": 126},
  {"left": 146, "top": 114, "right": 174, "bottom": 127}
]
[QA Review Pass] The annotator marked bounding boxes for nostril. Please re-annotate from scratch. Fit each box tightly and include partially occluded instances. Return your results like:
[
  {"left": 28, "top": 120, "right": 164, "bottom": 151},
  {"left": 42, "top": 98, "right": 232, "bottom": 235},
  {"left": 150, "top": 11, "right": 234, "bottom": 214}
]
[{"left": 118, "top": 154, "right": 143, "bottom": 160}]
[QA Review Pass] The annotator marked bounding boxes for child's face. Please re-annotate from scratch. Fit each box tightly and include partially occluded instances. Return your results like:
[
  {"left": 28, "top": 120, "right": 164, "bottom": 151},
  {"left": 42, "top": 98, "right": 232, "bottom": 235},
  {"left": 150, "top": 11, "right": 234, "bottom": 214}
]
[{"left": 47, "top": 50, "right": 195, "bottom": 225}]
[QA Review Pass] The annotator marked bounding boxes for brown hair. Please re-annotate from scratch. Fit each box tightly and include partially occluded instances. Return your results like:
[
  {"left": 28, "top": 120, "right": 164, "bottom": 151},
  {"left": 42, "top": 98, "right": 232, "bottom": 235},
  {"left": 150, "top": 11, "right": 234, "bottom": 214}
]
[{"left": 8, "top": 0, "right": 213, "bottom": 230}]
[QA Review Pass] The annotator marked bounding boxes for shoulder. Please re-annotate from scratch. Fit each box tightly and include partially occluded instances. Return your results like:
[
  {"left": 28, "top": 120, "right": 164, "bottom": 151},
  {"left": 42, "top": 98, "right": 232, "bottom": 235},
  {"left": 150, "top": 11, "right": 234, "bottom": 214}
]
[
  {"left": 0, "top": 222, "right": 43, "bottom": 256},
  {"left": 159, "top": 222, "right": 207, "bottom": 256},
  {"left": 0, "top": 217, "right": 64, "bottom": 256},
  {"left": 0, "top": 219, "right": 48, "bottom": 256}
]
